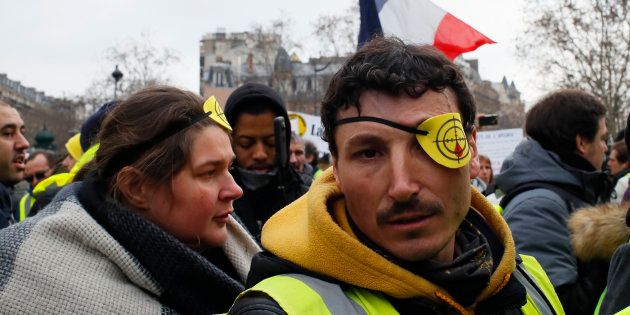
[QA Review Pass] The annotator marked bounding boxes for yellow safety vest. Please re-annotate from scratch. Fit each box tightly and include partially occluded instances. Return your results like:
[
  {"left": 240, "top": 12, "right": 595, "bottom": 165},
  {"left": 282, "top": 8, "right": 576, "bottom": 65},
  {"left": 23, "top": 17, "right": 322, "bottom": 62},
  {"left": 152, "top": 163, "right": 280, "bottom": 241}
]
[
  {"left": 17, "top": 192, "right": 35, "bottom": 222},
  {"left": 594, "top": 237, "right": 630, "bottom": 315},
  {"left": 234, "top": 254, "right": 564, "bottom": 315},
  {"left": 596, "top": 290, "right": 630, "bottom": 315},
  {"left": 32, "top": 144, "right": 99, "bottom": 198}
]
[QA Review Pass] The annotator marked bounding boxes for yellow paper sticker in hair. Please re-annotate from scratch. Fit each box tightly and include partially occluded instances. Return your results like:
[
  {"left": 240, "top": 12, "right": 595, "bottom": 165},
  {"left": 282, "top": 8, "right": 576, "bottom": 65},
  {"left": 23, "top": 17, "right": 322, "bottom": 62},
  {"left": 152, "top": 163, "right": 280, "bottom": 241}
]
[
  {"left": 416, "top": 113, "right": 470, "bottom": 168},
  {"left": 203, "top": 96, "right": 232, "bottom": 132}
]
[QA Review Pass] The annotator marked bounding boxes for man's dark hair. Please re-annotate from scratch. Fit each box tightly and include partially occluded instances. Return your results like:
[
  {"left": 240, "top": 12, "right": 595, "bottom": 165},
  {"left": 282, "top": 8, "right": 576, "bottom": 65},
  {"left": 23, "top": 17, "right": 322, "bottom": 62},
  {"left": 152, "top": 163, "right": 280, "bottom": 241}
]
[
  {"left": 612, "top": 141, "right": 629, "bottom": 164},
  {"left": 320, "top": 36, "right": 476, "bottom": 156},
  {"left": 525, "top": 89, "right": 606, "bottom": 156},
  {"left": 304, "top": 140, "right": 318, "bottom": 158},
  {"left": 27, "top": 151, "right": 55, "bottom": 169}
]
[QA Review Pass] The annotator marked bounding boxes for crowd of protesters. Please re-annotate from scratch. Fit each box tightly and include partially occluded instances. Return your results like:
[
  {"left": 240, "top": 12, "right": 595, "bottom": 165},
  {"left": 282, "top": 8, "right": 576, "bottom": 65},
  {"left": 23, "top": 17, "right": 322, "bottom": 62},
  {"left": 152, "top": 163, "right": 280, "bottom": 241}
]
[{"left": 0, "top": 36, "right": 628, "bottom": 314}]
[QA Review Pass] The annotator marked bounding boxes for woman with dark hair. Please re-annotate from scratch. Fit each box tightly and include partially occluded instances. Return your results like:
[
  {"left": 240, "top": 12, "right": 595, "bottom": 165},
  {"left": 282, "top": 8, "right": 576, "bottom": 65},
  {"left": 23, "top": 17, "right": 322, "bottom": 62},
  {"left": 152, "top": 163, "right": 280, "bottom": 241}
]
[{"left": 0, "top": 86, "right": 260, "bottom": 314}]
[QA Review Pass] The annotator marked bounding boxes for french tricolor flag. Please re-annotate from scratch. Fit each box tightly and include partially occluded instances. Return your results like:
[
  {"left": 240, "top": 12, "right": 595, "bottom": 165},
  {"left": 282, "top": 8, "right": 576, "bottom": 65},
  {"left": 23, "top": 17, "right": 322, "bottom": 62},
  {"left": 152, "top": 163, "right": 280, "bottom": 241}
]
[{"left": 359, "top": 0, "right": 495, "bottom": 60}]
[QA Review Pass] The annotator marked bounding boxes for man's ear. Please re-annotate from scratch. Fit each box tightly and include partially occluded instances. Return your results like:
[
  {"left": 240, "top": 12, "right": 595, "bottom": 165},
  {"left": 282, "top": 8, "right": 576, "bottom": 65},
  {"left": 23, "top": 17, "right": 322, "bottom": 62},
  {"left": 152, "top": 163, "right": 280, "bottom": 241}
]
[
  {"left": 468, "top": 128, "right": 480, "bottom": 179},
  {"left": 332, "top": 155, "right": 342, "bottom": 192},
  {"left": 116, "top": 166, "right": 152, "bottom": 211},
  {"left": 575, "top": 134, "right": 589, "bottom": 155}
]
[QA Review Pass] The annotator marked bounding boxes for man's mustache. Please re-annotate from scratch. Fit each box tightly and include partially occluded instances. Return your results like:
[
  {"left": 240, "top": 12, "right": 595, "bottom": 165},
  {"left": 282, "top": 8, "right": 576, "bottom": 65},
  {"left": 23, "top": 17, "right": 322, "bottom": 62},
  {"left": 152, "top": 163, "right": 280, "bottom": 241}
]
[{"left": 376, "top": 198, "right": 443, "bottom": 225}]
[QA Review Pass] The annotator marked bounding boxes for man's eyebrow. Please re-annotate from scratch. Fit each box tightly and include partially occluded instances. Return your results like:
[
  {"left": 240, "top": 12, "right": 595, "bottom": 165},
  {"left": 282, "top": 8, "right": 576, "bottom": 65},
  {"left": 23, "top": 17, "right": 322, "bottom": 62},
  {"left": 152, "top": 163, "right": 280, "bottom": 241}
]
[
  {"left": 0, "top": 123, "right": 17, "bottom": 130},
  {"left": 346, "top": 133, "right": 388, "bottom": 148},
  {"left": 235, "top": 134, "right": 275, "bottom": 139}
]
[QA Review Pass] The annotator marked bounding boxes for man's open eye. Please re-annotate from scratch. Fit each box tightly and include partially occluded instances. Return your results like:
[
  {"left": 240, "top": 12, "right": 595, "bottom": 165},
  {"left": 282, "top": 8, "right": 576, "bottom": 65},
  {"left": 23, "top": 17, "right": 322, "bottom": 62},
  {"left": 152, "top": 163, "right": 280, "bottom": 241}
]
[{"left": 358, "top": 149, "right": 379, "bottom": 159}]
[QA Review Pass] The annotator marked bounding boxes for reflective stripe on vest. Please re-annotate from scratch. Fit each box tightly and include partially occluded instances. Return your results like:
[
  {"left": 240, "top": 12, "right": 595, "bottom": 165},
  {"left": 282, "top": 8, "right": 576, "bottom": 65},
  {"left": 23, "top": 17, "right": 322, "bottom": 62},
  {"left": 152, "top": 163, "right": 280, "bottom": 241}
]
[
  {"left": 235, "top": 273, "right": 396, "bottom": 315},
  {"left": 32, "top": 144, "right": 100, "bottom": 198},
  {"left": 519, "top": 254, "right": 565, "bottom": 314},
  {"left": 239, "top": 256, "right": 563, "bottom": 315},
  {"left": 18, "top": 193, "right": 34, "bottom": 222},
  {"left": 516, "top": 254, "right": 564, "bottom": 314}
]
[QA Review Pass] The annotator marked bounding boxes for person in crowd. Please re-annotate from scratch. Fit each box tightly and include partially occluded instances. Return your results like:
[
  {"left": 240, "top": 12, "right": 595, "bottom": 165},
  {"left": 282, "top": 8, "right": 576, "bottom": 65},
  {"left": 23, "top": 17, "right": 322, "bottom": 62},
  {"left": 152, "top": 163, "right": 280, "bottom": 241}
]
[
  {"left": 478, "top": 154, "right": 496, "bottom": 196},
  {"left": 568, "top": 112, "right": 630, "bottom": 314},
  {"left": 61, "top": 133, "right": 83, "bottom": 172},
  {"left": 607, "top": 141, "right": 630, "bottom": 203},
  {"left": 316, "top": 152, "right": 331, "bottom": 172},
  {"left": 17, "top": 151, "right": 55, "bottom": 221},
  {"left": 224, "top": 83, "right": 309, "bottom": 240},
  {"left": 289, "top": 132, "right": 313, "bottom": 186},
  {"left": 0, "top": 100, "right": 29, "bottom": 228},
  {"left": 28, "top": 101, "right": 119, "bottom": 216},
  {"left": 79, "top": 100, "right": 119, "bottom": 152},
  {"left": 23, "top": 151, "right": 54, "bottom": 189},
  {"left": 471, "top": 155, "right": 494, "bottom": 195},
  {"left": 0, "top": 86, "right": 260, "bottom": 313},
  {"left": 229, "top": 37, "right": 563, "bottom": 315},
  {"left": 304, "top": 139, "right": 321, "bottom": 178},
  {"left": 495, "top": 89, "right": 610, "bottom": 315}
]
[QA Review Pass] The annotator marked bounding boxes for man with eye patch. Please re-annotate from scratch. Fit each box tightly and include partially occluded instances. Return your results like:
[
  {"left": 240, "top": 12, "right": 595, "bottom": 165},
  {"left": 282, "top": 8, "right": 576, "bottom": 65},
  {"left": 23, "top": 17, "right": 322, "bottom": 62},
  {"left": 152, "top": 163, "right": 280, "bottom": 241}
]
[
  {"left": 224, "top": 83, "right": 309, "bottom": 241},
  {"left": 229, "top": 37, "right": 563, "bottom": 315},
  {"left": 0, "top": 100, "right": 29, "bottom": 229}
]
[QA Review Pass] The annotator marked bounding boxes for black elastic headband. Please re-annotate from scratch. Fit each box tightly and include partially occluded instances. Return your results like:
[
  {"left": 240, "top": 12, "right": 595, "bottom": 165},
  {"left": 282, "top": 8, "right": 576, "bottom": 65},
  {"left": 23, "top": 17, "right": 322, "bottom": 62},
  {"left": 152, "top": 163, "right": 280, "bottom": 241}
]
[
  {"left": 103, "top": 113, "right": 209, "bottom": 177},
  {"left": 334, "top": 116, "right": 429, "bottom": 135}
]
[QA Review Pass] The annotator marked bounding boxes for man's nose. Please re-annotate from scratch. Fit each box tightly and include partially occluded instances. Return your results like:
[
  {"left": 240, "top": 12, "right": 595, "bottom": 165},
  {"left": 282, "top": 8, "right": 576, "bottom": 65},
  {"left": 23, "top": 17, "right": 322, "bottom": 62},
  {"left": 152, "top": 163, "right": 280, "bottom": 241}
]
[
  {"left": 15, "top": 131, "right": 29, "bottom": 151},
  {"left": 252, "top": 142, "right": 268, "bottom": 161},
  {"left": 387, "top": 152, "right": 419, "bottom": 201},
  {"left": 289, "top": 152, "right": 297, "bottom": 165}
]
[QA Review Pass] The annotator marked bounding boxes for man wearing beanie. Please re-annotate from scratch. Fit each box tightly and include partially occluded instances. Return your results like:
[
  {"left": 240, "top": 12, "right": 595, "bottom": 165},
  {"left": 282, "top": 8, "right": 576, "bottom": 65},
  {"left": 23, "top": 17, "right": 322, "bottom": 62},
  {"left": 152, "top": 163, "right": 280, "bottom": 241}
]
[
  {"left": 61, "top": 133, "right": 83, "bottom": 172},
  {"left": 224, "top": 83, "right": 309, "bottom": 241}
]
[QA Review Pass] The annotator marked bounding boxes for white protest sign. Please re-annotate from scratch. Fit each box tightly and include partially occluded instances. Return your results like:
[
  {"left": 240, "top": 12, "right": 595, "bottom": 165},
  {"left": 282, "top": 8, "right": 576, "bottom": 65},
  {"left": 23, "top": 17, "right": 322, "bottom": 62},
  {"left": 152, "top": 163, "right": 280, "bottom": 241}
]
[
  {"left": 288, "top": 111, "right": 329, "bottom": 155},
  {"left": 476, "top": 128, "right": 524, "bottom": 174}
]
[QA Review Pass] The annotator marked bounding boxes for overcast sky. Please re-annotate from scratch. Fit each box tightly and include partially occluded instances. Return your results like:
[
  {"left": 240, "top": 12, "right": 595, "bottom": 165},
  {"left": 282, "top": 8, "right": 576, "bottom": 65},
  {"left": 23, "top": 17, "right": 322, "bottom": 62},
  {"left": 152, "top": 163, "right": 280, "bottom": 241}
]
[{"left": 0, "top": 0, "right": 542, "bottom": 105}]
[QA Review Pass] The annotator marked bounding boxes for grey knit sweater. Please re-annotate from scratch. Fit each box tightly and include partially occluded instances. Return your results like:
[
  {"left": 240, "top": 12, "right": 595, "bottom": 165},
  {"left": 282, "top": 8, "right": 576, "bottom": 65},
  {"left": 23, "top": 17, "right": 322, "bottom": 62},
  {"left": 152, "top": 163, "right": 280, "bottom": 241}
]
[{"left": 0, "top": 179, "right": 260, "bottom": 314}]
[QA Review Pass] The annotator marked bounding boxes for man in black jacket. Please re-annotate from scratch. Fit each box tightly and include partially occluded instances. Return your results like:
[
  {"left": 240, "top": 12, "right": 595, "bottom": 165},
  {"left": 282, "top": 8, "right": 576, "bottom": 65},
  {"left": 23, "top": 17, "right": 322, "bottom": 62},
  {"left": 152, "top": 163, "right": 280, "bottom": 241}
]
[
  {"left": 0, "top": 100, "right": 29, "bottom": 228},
  {"left": 224, "top": 83, "right": 308, "bottom": 241}
]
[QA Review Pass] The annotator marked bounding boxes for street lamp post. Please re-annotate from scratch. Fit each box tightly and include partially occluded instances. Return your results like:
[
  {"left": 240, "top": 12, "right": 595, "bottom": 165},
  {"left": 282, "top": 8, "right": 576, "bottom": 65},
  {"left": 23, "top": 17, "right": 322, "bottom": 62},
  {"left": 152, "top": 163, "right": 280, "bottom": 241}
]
[
  {"left": 112, "top": 65, "right": 123, "bottom": 99},
  {"left": 311, "top": 59, "right": 331, "bottom": 114}
]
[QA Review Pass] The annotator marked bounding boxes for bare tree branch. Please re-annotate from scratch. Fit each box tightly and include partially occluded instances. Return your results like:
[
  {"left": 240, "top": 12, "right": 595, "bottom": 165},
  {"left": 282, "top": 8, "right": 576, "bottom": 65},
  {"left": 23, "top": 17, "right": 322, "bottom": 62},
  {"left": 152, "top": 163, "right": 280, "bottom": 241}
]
[{"left": 519, "top": 0, "right": 630, "bottom": 134}]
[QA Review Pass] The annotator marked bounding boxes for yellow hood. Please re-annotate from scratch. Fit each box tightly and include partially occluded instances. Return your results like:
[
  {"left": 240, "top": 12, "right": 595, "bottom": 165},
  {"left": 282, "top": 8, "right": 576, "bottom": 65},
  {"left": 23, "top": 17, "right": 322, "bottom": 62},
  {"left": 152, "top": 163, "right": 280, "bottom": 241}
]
[{"left": 261, "top": 168, "right": 516, "bottom": 312}]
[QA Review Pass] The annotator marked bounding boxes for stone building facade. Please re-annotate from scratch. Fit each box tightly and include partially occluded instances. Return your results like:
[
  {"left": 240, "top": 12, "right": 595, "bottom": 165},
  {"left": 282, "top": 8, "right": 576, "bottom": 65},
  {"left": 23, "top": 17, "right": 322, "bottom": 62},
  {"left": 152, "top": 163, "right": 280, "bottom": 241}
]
[
  {"left": 0, "top": 73, "right": 80, "bottom": 150},
  {"left": 200, "top": 31, "right": 526, "bottom": 129}
]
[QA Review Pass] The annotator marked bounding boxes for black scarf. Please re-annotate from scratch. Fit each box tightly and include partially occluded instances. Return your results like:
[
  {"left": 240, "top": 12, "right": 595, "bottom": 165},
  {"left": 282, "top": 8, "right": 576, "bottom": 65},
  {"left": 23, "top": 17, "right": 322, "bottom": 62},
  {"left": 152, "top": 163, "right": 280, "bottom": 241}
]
[{"left": 77, "top": 174, "right": 244, "bottom": 314}]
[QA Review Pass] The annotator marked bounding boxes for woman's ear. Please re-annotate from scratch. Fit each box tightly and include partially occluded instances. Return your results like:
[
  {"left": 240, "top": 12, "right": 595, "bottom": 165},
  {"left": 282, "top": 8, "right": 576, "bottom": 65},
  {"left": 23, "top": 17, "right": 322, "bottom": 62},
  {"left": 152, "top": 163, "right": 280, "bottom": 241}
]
[{"left": 115, "top": 166, "right": 152, "bottom": 210}]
